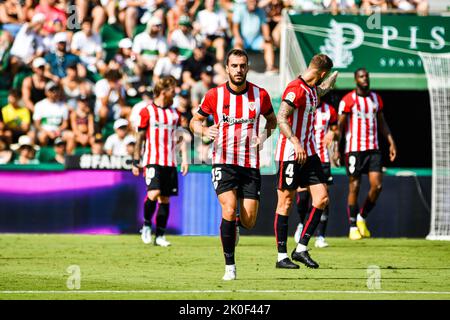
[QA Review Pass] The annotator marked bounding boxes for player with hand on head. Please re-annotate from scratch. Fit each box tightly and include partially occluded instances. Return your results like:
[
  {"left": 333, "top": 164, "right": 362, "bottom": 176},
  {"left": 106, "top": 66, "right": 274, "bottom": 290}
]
[
  {"left": 337, "top": 68, "right": 397, "bottom": 240},
  {"left": 190, "top": 49, "right": 277, "bottom": 281},
  {"left": 275, "top": 54, "right": 338, "bottom": 269},
  {"left": 132, "top": 76, "right": 189, "bottom": 247},
  {"left": 294, "top": 101, "right": 339, "bottom": 249}
]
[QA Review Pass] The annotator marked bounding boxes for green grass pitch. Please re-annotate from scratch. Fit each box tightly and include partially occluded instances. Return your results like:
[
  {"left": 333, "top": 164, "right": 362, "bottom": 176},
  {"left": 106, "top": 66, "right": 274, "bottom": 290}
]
[{"left": 0, "top": 234, "right": 449, "bottom": 300}]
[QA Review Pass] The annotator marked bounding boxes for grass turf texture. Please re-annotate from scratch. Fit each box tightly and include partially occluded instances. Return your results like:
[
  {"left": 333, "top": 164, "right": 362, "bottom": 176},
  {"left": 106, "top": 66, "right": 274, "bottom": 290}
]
[{"left": 0, "top": 235, "right": 449, "bottom": 300}]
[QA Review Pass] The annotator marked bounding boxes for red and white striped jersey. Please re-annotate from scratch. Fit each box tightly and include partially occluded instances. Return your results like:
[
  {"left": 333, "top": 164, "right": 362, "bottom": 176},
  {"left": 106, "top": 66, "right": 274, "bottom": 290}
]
[
  {"left": 338, "top": 90, "right": 383, "bottom": 153},
  {"left": 198, "top": 82, "right": 273, "bottom": 169},
  {"left": 138, "top": 103, "right": 181, "bottom": 167},
  {"left": 314, "top": 102, "right": 337, "bottom": 163},
  {"left": 275, "top": 77, "right": 319, "bottom": 162}
]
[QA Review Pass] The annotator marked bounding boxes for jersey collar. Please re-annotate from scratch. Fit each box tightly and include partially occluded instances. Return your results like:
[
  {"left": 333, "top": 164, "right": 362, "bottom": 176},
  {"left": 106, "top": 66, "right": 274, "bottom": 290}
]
[{"left": 226, "top": 81, "right": 249, "bottom": 96}]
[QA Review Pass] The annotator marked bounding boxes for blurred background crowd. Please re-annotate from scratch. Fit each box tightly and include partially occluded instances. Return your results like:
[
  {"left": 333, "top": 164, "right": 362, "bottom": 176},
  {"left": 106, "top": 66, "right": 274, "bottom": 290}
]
[{"left": 0, "top": 0, "right": 429, "bottom": 165}]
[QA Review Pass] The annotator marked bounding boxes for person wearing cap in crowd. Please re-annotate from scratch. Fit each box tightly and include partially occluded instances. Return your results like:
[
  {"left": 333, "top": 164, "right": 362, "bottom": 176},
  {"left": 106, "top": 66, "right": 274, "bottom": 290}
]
[
  {"left": 132, "top": 16, "right": 168, "bottom": 74},
  {"left": 194, "top": 0, "right": 228, "bottom": 63},
  {"left": 33, "top": 81, "right": 76, "bottom": 154},
  {"left": 153, "top": 46, "right": 183, "bottom": 84},
  {"left": 9, "top": 13, "right": 45, "bottom": 75},
  {"left": 94, "top": 68, "right": 129, "bottom": 127},
  {"left": 71, "top": 17, "right": 106, "bottom": 74},
  {"left": 182, "top": 42, "right": 216, "bottom": 88},
  {"left": 169, "top": 15, "right": 197, "bottom": 62},
  {"left": 11, "top": 135, "right": 40, "bottom": 165},
  {"left": 34, "top": 0, "right": 67, "bottom": 35},
  {"left": 51, "top": 137, "right": 66, "bottom": 164},
  {"left": 1, "top": 89, "right": 31, "bottom": 143},
  {"left": 44, "top": 32, "right": 87, "bottom": 81},
  {"left": 61, "top": 62, "right": 94, "bottom": 110},
  {"left": 111, "top": 38, "right": 142, "bottom": 97},
  {"left": 21, "top": 57, "right": 49, "bottom": 113},
  {"left": 104, "top": 118, "right": 136, "bottom": 156},
  {"left": 70, "top": 94, "right": 95, "bottom": 148},
  {"left": 191, "top": 65, "right": 215, "bottom": 110}
]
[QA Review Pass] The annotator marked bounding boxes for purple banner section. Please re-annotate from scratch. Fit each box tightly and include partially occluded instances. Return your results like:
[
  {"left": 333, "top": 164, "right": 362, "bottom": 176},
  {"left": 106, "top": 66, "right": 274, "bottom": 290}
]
[{"left": 0, "top": 170, "right": 222, "bottom": 235}]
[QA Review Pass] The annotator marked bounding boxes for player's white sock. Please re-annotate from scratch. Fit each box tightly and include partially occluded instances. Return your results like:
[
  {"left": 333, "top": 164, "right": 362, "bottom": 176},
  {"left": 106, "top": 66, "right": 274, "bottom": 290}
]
[
  {"left": 357, "top": 214, "right": 365, "bottom": 222},
  {"left": 277, "top": 253, "right": 288, "bottom": 262},
  {"left": 295, "top": 244, "right": 307, "bottom": 253},
  {"left": 350, "top": 226, "right": 359, "bottom": 231}
]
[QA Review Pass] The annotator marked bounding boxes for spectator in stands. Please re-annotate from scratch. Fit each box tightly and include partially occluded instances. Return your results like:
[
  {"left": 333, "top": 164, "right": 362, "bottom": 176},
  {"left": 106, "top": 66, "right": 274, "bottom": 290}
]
[
  {"left": 110, "top": 38, "right": 142, "bottom": 97},
  {"left": 42, "top": 17, "right": 65, "bottom": 53},
  {"left": 22, "top": 0, "right": 40, "bottom": 22},
  {"left": 391, "top": 0, "right": 429, "bottom": 15},
  {"left": 116, "top": 0, "right": 154, "bottom": 39},
  {"left": 91, "top": 133, "right": 104, "bottom": 155},
  {"left": 21, "top": 57, "right": 49, "bottom": 113},
  {"left": 360, "top": 0, "right": 388, "bottom": 14},
  {"left": 324, "top": 0, "right": 358, "bottom": 15},
  {"left": 104, "top": 118, "right": 135, "bottom": 156},
  {"left": 44, "top": 32, "right": 87, "bottom": 81},
  {"left": 94, "top": 68, "right": 129, "bottom": 127},
  {"left": 9, "top": 13, "right": 45, "bottom": 75},
  {"left": 11, "top": 134, "right": 40, "bottom": 165},
  {"left": 71, "top": 17, "right": 106, "bottom": 75},
  {"left": 182, "top": 43, "right": 216, "bottom": 88},
  {"left": 167, "top": 0, "right": 189, "bottom": 39},
  {"left": 70, "top": 95, "right": 95, "bottom": 148},
  {"left": 260, "top": 0, "right": 285, "bottom": 47},
  {"left": 0, "top": 0, "right": 26, "bottom": 38},
  {"left": 0, "top": 30, "right": 13, "bottom": 73},
  {"left": 34, "top": 0, "right": 67, "bottom": 35},
  {"left": 232, "top": 0, "right": 277, "bottom": 73},
  {"left": 170, "top": 15, "right": 197, "bottom": 62},
  {"left": 191, "top": 65, "right": 214, "bottom": 110},
  {"left": 50, "top": 136, "right": 66, "bottom": 164},
  {"left": 61, "top": 63, "right": 94, "bottom": 110},
  {"left": 0, "top": 110, "right": 12, "bottom": 144},
  {"left": 0, "top": 136, "right": 13, "bottom": 164},
  {"left": 1, "top": 89, "right": 31, "bottom": 143},
  {"left": 33, "top": 81, "right": 75, "bottom": 154},
  {"left": 153, "top": 46, "right": 183, "bottom": 84},
  {"left": 194, "top": 0, "right": 228, "bottom": 63},
  {"left": 132, "top": 16, "right": 168, "bottom": 78},
  {"left": 126, "top": 138, "right": 136, "bottom": 157}
]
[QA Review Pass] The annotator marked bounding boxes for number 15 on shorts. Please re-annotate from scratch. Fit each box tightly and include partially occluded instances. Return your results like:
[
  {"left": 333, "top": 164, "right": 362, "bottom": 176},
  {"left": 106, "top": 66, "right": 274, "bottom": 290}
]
[{"left": 212, "top": 167, "right": 222, "bottom": 190}]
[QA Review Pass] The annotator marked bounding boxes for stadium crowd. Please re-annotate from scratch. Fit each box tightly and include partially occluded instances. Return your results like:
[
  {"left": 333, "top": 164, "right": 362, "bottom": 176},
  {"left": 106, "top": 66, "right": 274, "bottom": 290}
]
[{"left": 0, "top": 0, "right": 429, "bottom": 165}]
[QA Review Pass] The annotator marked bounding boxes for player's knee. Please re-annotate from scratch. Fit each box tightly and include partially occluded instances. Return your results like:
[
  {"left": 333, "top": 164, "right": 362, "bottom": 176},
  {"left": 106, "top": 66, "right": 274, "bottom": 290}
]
[
  {"left": 221, "top": 204, "right": 237, "bottom": 219},
  {"left": 372, "top": 183, "right": 382, "bottom": 195},
  {"left": 147, "top": 190, "right": 161, "bottom": 201},
  {"left": 314, "top": 195, "right": 329, "bottom": 210},
  {"left": 277, "top": 197, "right": 293, "bottom": 214}
]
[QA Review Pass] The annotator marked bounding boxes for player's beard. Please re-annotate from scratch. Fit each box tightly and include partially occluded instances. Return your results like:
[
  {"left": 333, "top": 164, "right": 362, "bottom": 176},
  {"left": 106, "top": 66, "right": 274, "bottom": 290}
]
[{"left": 229, "top": 73, "right": 247, "bottom": 87}]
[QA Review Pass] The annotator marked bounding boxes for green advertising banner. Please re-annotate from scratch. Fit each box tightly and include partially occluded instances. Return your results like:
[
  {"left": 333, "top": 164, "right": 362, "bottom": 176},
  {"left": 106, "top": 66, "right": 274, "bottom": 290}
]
[{"left": 288, "top": 13, "right": 450, "bottom": 89}]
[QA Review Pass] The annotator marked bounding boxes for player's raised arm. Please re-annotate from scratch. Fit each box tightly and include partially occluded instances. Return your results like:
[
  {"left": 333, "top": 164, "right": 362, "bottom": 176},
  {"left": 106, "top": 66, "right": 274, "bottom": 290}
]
[
  {"left": 277, "top": 100, "right": 306, "bottom": 164},
  {"left": 317, "top": 71, "right": 339, "bottom": 97},
  {"left": 377, "top": 111, "right": 397, "bottom": 162}
]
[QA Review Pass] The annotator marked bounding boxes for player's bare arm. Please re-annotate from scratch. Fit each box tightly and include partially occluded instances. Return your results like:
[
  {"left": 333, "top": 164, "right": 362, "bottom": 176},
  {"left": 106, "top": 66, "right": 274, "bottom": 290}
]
[
  {"left": 251, "top": 111, "right": 277, "bottom": 148},
  {"left": 189, "top": 112, "right": 219, "bottom": 141},
  {"left": 132, "top": 129, "right": 145, "bottom": 176},
  {"left": 277, "top": 101, "right": 306, "bottom": 164},
  {"left": 317, "top": 71, "right": 339, "bottom": 97},
  {"left": 377, "top": 111, "right": 397, "bottom": 162}
]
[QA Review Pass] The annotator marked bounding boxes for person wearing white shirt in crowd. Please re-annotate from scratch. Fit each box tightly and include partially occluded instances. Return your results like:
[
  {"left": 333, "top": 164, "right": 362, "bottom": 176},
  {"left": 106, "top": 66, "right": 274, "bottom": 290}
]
[
  {"left": 169, "top": 15, "right": 197, "bottom": 62},
  {"left": 94, "top": 68, "right": 129, "bottom": 127},
  {"left": 9, "top": 13, "right": 45, "bottom": 74},
  {"left": 132, "top": 16, "right": 168, "bottom": 73},
  {"left": 104, "top": 118, "right": 136, "bottom": 156},
  {"left": 153, "top": 46, "right": 182, "bottom": 84},
  {"left": 194, "top": 0, "right": 228, "bottom": 62},
  {"left": 33, "top": 82, "right": 75, "bottom": 154},
  {"left": 71, "top": 17, "right": 106, "bottom": 74}
]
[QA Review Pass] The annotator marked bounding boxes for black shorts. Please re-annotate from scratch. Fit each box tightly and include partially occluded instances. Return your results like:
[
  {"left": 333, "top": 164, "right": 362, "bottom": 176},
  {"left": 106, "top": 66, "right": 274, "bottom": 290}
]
[
  {"left": 277, "top": 155, "right": 327, "bottom": 190},
  {"left": 212, "top": 164, "right": 261, "bottom": 200},
  {"left": 144, "top": 165, "right": 178, "bottom": 196},
  {"left": 322, "top": 162, "right": 333, "bottom": 185},
  {"left": 345, "top": 150, "right": 382, "bottom": 177}
]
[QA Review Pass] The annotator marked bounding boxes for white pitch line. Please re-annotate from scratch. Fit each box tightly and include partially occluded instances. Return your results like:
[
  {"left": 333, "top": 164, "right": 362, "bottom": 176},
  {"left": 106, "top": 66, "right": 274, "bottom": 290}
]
[{"left": 1, "top": 290, "right": 450, "bottom": 295}]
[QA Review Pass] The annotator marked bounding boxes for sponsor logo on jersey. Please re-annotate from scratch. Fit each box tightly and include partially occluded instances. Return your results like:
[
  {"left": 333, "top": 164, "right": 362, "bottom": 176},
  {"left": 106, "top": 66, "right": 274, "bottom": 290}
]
[{"left": 222, "top": 114, "right": 255, "bottom": 125}]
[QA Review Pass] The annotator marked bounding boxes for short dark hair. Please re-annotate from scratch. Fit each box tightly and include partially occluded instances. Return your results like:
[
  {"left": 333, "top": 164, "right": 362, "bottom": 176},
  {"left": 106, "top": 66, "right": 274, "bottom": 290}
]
[
  {"left": 153, "top": 76, "right": 177, "bottom": 97},
  {"left": 354, "top": 67, "right": 368, "bottom": 78},
  {"left": 225, "top": 48, "right": 248, "bottom": 66},
  {"left": 82, "top": 17, "right": 93, "bottom": 25},
  {"left": 9, "top": 89, "right": 21, "bottom": 98},
  {"left": 309, "top": 54, "right": 333, "bottom": 71},
  {"left": 104, "top": 69, "right": 123, "bottom": 81}
]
